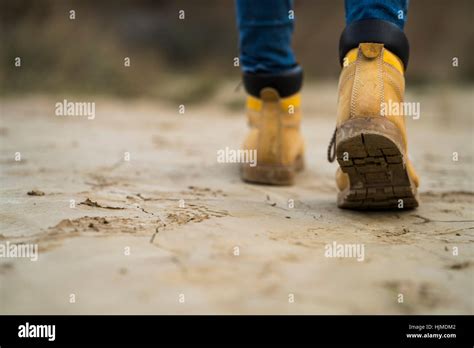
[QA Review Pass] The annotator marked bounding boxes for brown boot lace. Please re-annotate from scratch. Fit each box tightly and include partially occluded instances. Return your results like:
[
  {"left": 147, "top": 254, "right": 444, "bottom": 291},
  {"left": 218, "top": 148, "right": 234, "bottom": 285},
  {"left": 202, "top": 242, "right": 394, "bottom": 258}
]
[{"left": 327, "top": 127, "right": 337, "bottom": 163}]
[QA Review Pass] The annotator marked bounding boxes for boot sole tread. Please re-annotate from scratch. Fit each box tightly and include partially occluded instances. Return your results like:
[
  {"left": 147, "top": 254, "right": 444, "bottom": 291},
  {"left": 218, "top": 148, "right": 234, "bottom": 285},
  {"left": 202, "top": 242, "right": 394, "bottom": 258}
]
[{"left": 336, "top": 118, "right": 419, "bottom": 210}]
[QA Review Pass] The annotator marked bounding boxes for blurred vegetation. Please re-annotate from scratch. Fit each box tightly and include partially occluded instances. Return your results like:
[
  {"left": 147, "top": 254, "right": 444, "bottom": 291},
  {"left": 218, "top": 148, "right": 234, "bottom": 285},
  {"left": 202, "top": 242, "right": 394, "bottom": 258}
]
[{"left": 1, "top": 0, "right": 473, "bottom": 102}]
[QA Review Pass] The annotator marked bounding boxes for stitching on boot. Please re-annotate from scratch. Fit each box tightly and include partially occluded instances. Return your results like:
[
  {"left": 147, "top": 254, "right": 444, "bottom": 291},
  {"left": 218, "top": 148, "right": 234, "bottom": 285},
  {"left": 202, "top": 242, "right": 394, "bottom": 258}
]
[
  {"left": 385, "top": 73, "right": 404, "bottom": 102},
  {"left": 277, "top": 105, "right": 283, "bottom": 166},
  {"left": 350, "top": 49, "right": 362, "bottom": 118},
  {"left": 338, "top": 71, "right": 356, "bottom": 95},
  {"left": 379, "top": 48, "right": 385, "bottom": 114},
  {"left": 384, "top": 62, "right": 405, "bottom": 100},
  {"left": 384, "top": 61, "right": 404, "bottom": 79}
]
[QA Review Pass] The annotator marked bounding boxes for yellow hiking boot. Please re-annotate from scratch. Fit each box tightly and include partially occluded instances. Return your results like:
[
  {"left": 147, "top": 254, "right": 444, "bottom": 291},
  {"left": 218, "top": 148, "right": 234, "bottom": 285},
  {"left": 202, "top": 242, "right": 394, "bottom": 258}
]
[
  {"left": 240, "top": 67, "right": 304, "bottom": 185},
  {"left": 330, "top": 40, "right": 419, "bottom": 209}
]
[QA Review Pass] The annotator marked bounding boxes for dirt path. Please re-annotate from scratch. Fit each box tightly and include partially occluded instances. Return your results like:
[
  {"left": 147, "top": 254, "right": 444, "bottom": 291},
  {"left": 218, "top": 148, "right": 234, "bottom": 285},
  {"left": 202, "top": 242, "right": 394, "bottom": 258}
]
[{"left": 1, "top": 83, "right": 473, "bottom": 314}]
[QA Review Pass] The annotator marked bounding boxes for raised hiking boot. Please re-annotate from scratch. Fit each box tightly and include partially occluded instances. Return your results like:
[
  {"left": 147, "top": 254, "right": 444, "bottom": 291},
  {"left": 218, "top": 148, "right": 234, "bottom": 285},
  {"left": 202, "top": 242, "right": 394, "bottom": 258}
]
[
  {"left": 329, "top": 20, "right": 420, "bottom": 210},
  {"left": 240, "top": 66, "right": 304, "bottom": 185}
]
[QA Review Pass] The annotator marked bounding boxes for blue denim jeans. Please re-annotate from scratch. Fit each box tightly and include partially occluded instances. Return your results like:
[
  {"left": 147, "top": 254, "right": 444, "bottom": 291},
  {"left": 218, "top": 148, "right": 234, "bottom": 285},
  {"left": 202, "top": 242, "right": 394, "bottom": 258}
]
[{"left": 236, "top": 0, "right": 409, "bottom": 73}]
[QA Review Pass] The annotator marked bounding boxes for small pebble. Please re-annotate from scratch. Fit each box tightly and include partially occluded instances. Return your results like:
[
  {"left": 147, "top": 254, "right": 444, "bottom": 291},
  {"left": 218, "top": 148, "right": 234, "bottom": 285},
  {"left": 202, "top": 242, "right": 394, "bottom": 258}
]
[{"left": 27, "top": 189, "right": 45, "bottom": 196}]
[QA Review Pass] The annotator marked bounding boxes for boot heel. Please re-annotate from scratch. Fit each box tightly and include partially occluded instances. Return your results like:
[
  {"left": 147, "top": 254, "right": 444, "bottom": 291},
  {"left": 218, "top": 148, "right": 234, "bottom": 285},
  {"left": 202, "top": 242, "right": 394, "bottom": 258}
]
[
  {"left": 335, "top": 117, "right": 418, "bottom": 210},
  {"left": 240, "top": 155, "right": 304, "bottom": 186}
]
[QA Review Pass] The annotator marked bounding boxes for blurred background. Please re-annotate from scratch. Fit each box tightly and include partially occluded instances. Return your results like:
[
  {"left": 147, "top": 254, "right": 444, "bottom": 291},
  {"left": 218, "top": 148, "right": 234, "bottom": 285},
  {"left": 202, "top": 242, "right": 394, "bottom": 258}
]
[{"left": 1, "top": 0, "right": 473, "bottom": 102}]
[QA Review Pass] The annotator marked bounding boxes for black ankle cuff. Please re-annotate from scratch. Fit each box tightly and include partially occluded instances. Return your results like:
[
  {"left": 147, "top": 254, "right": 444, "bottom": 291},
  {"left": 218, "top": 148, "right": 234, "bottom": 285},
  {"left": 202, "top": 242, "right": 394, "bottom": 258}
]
[
  {"left": 243, "top": 65, "right": 303, "bottom": 98},
  {"left": 339, "top": 19, "right": 409, "bottom": 69}
]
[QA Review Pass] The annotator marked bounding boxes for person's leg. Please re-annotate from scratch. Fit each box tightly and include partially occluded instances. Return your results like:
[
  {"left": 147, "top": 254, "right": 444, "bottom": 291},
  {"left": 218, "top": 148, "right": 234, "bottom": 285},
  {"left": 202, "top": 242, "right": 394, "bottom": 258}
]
[
  {"left": 345, "top": 0, "right": 408, "bottom": 30},
  {"left": 332, "top": 0, "right": 420, "bottom": 209},
  {"left": 235, "top": 0, "right": 304, "bottom": 185},
  {"left": 340, "top": 0, "right": 410, "bottom": 69},
  {"left": 235, "top": 0, "right": 296, "bottom": 74},
  {"left": 235, "top": 0, "right": 302, "bottom": 98}
]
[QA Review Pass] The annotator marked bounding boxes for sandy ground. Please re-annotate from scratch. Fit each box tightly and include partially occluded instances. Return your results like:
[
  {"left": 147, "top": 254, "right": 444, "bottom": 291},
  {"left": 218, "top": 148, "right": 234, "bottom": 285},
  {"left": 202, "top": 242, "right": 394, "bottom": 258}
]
[{"left": 0, "top": 82, "right": 473, "bottom": 314}]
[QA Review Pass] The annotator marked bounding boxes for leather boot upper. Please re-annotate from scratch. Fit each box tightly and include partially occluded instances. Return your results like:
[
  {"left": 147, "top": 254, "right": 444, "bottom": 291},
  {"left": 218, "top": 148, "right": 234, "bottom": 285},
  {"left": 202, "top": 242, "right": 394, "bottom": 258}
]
[
  {"left": 243, "top": 88, "right": 304, "bottom": 167},
  {"left": 335, "top": 43, "right": 419, "bottom": 189}
]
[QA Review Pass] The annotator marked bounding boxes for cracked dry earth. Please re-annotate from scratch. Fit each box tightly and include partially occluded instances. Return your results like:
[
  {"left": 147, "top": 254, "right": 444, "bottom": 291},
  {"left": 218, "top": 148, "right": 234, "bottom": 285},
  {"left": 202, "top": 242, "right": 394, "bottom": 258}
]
[{"left": 1, "top": 83, "right": 473, "bottom": 314}]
